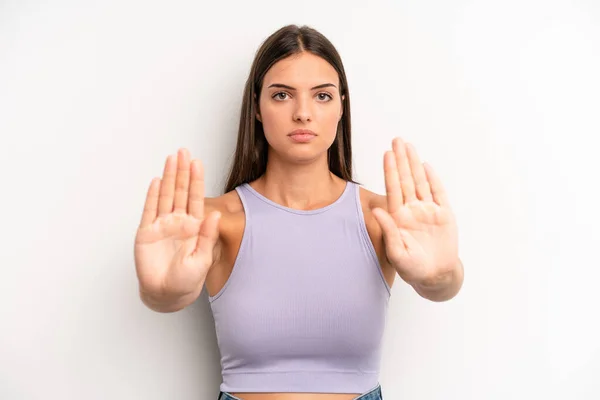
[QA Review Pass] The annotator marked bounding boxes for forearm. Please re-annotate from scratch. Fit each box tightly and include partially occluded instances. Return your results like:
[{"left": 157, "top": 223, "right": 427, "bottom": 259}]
[
  {"left": 139, "top": 284, "right": 203, "bottom": 313},
  {"left": 412, "top": 258, "right": 464, "bottom": 302}
]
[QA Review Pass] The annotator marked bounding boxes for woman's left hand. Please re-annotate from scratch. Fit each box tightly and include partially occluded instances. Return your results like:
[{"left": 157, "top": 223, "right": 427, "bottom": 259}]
[{"left": 372, "top": 137, "right": 460, "bottom": 288}]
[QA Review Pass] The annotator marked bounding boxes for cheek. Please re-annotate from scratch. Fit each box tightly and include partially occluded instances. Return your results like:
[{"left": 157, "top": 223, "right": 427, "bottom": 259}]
[
  {"left": 260, "top": 105, "right": 287, "bottom": 136},
  {"left": 324, "top": 109, "right": 341, "bottom": 125},
  {"left": 317, "top": 107, "right": 342, "bottom": 134}
]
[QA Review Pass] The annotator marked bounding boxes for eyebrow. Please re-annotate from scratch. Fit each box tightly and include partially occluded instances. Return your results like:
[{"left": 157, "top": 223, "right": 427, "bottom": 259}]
[{"left": 267, "top": 83, "right": 338, "bottom": 90}]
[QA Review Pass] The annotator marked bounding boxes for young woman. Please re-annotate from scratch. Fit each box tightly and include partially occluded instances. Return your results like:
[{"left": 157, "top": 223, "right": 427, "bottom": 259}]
[{"left": 134, "top": 24, "right": 463, "bottom": 400}]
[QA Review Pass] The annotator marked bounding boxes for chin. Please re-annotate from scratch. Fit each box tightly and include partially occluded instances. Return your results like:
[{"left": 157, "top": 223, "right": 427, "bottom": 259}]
[
  {"left": 274, "top": 144, "right": 328, "bottom": 164},
  {"left": 266, "top": 134, "right": 334, "bottom": 160}
]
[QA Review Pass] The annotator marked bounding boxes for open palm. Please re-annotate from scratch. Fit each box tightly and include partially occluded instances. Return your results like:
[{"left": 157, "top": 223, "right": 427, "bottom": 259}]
[
  {"left": 134, "top": 149, "right": 221, "bottom": 297},
  {"left": 372, "top": 137, "right": 459, "bottom": 287}
]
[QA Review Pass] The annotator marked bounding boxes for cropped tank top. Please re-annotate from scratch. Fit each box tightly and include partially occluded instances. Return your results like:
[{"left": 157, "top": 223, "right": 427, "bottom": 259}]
[{"left": 208, "top": 181, "right": 391, "bottom": 394}]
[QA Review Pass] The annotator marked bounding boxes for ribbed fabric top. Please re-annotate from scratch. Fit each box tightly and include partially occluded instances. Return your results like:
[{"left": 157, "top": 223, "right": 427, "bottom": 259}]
[{"left": 208, "top": 181, "right": 391, "bottom": 394}]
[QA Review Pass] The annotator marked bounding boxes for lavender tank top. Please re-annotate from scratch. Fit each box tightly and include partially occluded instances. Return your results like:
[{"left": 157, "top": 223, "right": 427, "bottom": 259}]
[{"left": 208, "top": 181, "right": 391, "bottom": 393}]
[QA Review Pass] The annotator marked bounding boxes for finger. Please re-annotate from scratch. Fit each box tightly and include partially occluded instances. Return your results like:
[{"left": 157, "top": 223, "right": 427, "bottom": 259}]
[
  {"left": 158, "top": 155, "right": 177, "bottom": 215},
  {"left": 372, "top": 207, "right": 405, "bottom": 254},
  {"left": 188, "top": 159, "right": 205, "bottom": 219},
  {"left": 424, "top": 162, "right": 449, "bottom": 207},
  {"left": 140, "top": 178, "right": 161, "bottom": 228},
  {"left": 393, "top": 137, "right": 417, "bottom": 203},
  {"left": 406, "top": 143, "right": 432, "bottom": 202},
  {"left": 383, "top": 151, "right": 403, "bottom": 213},
  {"left": 173, "top": 148, "right": 191, "bottom": 214},
  {"left": 195, "top": 210, "right": 221, "bottom": 257}
]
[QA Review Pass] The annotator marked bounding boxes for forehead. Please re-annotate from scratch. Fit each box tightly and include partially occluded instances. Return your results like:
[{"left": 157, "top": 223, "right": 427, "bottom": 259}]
[{"left": 263, "top": 52, "right": 340, "bottom": 87}]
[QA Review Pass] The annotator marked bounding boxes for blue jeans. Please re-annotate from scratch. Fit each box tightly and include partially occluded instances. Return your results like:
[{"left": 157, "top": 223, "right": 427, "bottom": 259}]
[{"left": 218, "top": 383, "right": 383, "bottom": 399}]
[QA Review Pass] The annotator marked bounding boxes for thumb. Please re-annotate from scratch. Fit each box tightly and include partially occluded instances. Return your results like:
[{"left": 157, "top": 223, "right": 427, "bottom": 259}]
[
  {"left": 372, "top": 207, "right": 403, "bottom": 251},
  {"left": 194, "top": 211, "right": 221, "bottom": 257}
]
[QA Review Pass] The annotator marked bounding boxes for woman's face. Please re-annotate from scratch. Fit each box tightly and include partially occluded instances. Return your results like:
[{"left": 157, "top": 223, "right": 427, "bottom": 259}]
[{"left": 257, "top": 51, "right": 344, "bottom": 164}]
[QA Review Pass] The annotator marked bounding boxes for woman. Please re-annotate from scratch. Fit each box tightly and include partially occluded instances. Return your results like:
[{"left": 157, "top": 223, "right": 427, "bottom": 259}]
[{"left": 134, "top": 24, "right": 463, "bottom": 400}]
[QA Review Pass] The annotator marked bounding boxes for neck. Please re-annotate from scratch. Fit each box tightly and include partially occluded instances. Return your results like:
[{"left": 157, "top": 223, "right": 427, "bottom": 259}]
[{"left": 252, "top": 152, "right": 346, "bottom": 210}]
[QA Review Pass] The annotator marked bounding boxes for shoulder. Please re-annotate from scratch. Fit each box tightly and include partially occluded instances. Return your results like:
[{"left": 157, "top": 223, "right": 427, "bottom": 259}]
[
  {"left": 202, "top": 188, "right": 246, "bottom": 290},
  {"left": 204, "top": 188, "right": 245, "bottom": 245},
  {"left": 357, "top": 184, "right": 388, "bottom": 215},
  {"left": 205, "top": 188, "right": 244, "bottom": 216}
]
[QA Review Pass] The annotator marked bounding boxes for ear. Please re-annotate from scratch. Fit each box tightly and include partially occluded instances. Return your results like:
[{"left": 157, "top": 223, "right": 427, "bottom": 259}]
[
  {"left": 339, "top": 94, "right": 345, "bottom": 120},
  {"left": 254, "top": 93, "right": 262, "bottom": 122}
]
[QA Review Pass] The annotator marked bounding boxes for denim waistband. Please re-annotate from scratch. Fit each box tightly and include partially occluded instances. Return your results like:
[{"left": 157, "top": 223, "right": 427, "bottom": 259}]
[{"left": 218, "top": 383, "right": 383, "bottom": 399}]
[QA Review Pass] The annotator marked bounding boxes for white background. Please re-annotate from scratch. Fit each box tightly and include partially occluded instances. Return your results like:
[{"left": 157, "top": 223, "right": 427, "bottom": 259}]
[{"left": 1, "top": 0, "right": 599, "bottom": 399}]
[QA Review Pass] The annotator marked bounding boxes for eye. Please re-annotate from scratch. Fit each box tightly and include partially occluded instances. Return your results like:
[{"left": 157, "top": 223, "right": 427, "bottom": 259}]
[
  {"left": 317, "top": 92, "right": 333, "bottom": 102},
  {"left": 272, "top": 92, "right": 289, "bottom": 101}
]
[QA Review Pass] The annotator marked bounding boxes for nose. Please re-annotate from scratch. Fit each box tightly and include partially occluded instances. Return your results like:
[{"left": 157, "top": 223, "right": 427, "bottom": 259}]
[{"left": 293, "top": 96, "right": 312, "bottom": 123}]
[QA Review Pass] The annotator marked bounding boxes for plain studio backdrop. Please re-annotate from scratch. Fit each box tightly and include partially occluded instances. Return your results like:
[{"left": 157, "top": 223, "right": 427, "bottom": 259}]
[{"left": 1, "top": 0, "right": 599, "bottom": 399}]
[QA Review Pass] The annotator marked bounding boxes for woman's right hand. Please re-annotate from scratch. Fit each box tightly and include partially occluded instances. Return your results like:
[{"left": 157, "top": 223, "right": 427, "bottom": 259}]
[{"left": 134, "top": 148, "right": 221, "bottom": 298}]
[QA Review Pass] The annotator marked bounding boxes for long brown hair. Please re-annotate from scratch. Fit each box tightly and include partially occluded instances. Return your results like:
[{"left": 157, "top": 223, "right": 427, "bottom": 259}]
[{"left": 223, "top": 24, "right": 356, "bottom": 194}]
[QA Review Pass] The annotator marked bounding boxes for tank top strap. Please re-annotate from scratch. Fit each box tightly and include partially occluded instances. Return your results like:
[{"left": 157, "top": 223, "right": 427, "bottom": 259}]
[{"left": 233, "top": 183, "right": 252, "bottom": 221}]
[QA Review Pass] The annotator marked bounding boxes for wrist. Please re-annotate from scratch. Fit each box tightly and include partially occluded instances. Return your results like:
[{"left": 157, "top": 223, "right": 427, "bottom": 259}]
[{"left": 411, "top": 259, "right": 464, "bottom": 302}]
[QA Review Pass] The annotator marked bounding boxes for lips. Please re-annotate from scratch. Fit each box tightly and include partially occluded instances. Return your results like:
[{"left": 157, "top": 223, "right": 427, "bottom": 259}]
[
  {"left": 288, "top": 129, "right": 316, "bottom": 137},
  {"left": 288, "top": 129, "right": 317, "bottom": 143}
]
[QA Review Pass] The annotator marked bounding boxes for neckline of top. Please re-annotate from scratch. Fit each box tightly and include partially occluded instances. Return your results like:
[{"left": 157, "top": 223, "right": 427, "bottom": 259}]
[{"left": 242, "top": 181, "right": 353, "bottom": 215}]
